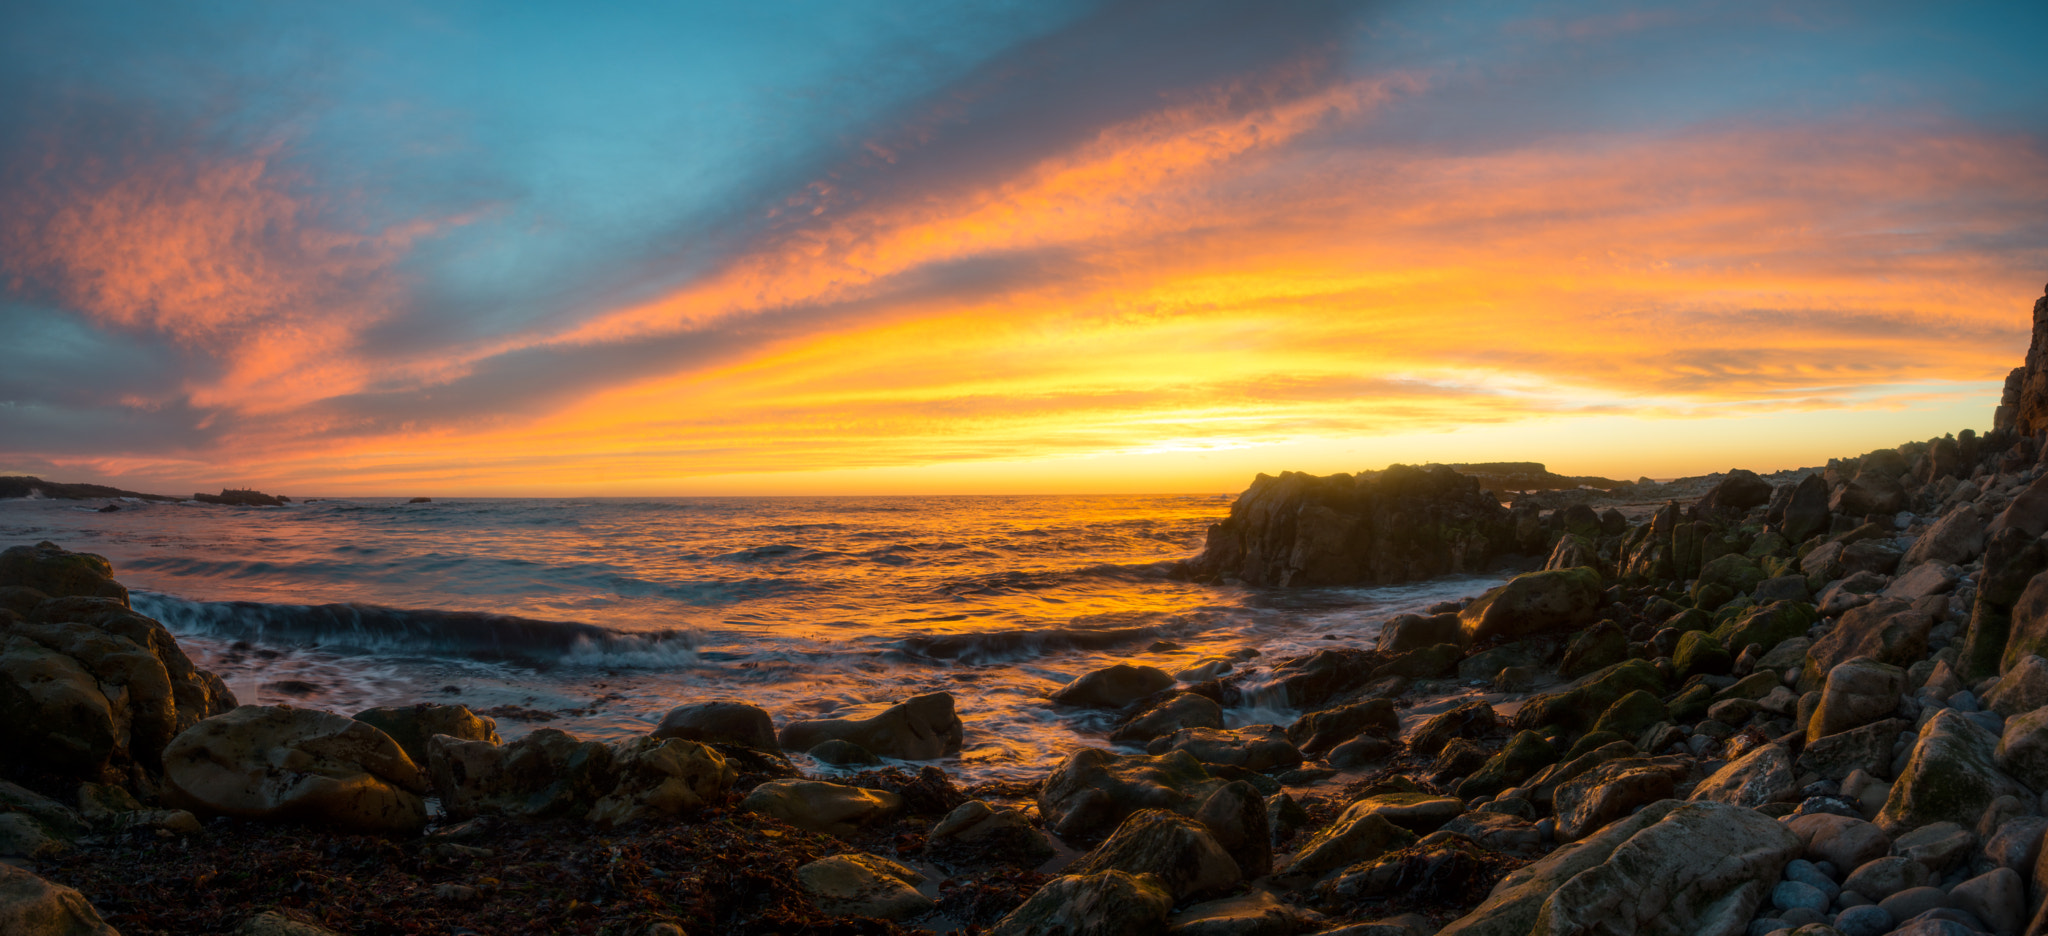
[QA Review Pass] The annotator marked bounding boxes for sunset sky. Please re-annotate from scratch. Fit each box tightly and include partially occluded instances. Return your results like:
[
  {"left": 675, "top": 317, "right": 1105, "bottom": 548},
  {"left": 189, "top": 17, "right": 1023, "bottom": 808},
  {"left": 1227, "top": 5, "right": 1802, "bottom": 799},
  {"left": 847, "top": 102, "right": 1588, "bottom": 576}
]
[{"left": 4, "top": 1, "right": 2047, "bottom": 495}]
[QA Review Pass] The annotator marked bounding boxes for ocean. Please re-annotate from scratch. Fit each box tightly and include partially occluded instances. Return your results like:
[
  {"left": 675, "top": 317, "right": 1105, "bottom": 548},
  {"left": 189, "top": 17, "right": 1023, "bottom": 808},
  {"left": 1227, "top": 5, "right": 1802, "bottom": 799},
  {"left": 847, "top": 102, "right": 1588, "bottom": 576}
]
[{"left": 0, "top": 494, "right": 1506, "bottom": 782}]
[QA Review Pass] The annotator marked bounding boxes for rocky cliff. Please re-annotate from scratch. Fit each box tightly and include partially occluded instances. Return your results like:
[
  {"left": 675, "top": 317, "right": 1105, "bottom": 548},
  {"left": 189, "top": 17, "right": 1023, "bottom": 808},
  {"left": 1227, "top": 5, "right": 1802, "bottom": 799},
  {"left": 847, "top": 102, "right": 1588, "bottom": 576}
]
[{"left": 1996, "top": 282, "right": 2048, "bottom": 435}]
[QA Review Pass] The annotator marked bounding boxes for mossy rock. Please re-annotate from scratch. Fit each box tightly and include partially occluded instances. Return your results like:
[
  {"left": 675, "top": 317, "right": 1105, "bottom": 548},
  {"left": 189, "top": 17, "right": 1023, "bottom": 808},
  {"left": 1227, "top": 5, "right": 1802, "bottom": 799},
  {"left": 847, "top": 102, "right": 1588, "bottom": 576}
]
[
  {"left": 1455, "top": 730, "right": 1558, "bottom": 800},
  {"left": 1514, "top": 660, "right": 1663, "bottom": 734},
  {"left": 1667, "top": 683, "right": 1715, "bottom": 723},
  {"left": 1558, "top": 622, "right": 1628, "bottom": 680},
  {"left": 1588, "top": 690, "right": 1668, "bottom": 739},
  {"left": 1671, "top": 630, "right": 1732, "bottom": 680},
  {"left": 1666, "top": 608, "right": 1713, "bottom": 634},
  {"left": 1371, "top": 642, "right": 1462, "bottom": 681},
  {"left": 1709, "top": 600, "right": 1815, "bottom": 654},
  {"left": 1562, "top": 730, "right": 1627, "bottom": 761},
  {"left": 1692, "top": 554, "right": 1764, "bottom": 606},
  {"left": 1746, "top": 532, "right": 1790, "bottom": 560},
  {"left": 1711, "top": 596, "right": 1755, "bottom": 623},
  {"left": 1716, "top": 671, "right": 1780, "bottom": 701}
]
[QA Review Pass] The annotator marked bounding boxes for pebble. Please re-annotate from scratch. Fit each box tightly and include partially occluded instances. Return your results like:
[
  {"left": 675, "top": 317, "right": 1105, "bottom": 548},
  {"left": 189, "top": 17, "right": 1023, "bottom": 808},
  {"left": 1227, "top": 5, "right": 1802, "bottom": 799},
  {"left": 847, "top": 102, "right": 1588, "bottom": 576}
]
[{"left": 1832, "top": 903, "right": 1890, "bottom": 936}]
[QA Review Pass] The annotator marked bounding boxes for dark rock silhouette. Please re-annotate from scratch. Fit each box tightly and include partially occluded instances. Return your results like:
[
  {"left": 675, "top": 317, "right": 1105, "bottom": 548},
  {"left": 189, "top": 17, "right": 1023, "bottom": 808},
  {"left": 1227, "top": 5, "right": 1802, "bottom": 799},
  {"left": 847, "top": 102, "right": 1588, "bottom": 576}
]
[
  {"left": 193, "top": 488, "right": 288, "bottom": 506},
  {"left": 1997, "top": 281, "right": 2048, "bottom": 434}
]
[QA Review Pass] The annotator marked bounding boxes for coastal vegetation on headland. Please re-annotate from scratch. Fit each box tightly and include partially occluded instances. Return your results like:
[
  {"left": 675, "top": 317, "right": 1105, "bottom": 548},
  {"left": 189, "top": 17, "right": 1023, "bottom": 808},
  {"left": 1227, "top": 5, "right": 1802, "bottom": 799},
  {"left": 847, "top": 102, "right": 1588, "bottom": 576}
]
[{"left": 7, "top": 284, "right": 2048, "bottom": 936}]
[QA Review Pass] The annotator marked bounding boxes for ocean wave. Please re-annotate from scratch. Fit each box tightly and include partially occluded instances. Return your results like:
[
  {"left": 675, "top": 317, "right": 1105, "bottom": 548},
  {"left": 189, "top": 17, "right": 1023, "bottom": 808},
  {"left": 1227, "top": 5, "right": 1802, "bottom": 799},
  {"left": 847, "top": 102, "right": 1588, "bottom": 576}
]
[
  {"left": 893, "top": 623, "right": 1168, "bottom": 662},
  {"left": 132, "top": 592, "right": 697, "bottom": 668}
]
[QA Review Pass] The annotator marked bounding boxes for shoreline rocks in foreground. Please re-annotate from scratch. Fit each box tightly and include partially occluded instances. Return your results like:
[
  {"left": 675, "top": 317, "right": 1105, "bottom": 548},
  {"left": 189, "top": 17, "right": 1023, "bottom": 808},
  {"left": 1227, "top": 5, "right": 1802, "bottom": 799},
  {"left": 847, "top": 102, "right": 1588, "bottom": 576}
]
[{"left": 12, "top": 284, "right": 2048, "bottom": 936}]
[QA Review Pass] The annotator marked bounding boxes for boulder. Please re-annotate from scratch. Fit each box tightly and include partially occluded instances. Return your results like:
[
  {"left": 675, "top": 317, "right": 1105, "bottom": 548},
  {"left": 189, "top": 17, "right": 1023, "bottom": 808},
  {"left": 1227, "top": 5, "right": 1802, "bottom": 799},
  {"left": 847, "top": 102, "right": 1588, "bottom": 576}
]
[
  {"left": 1070, "top": 809, "right": 1240, "bottom": 900},
  {"left": 1283, "top": 806, "right": 1417, "bottom": 876},
  {"left": 1688, "top": 743, "right": 1796, "bottom": 808},
  {"left": 1263, "top": 649, "right": 1387, "bottom": 708},
  {"left": 1529, "top": 801, "right": 1802, "bottom": 936},
  {"left": 1985, "top": 654, "right": 2048, "bottom": 717},
  {"left": 1112, "top": 693, "right": 1225, "bottom": 744},
  {"left": 0, "top": 589, "right": 236, "bottom": 785},
  {"left": 1994, "top": 706, "right": 2048, "bottom": 791},
  {"left": 1961, "top": 529, "right": 2048, "bottom": 680},
  {"left": 796, "top": 853, "right": 934, "bottom": 920},
  {"left": 427, "top": 728, "right": 617, "bottom": 820},
  {"left": 1181, "top": 466, "right": 1510, "bottom": 588},
  {"left": 1052, "top": 665, "right": 1175, "bottom": 709},
  {"left": 1436, "top": 800, "right": 1686, "bottom": 936},
  {"left": 1783, "top": 475, "right": 1832, "bottom": 544},
  {"left": 987, "top": 870, "right": 1173, "bottom": 936},
  {"left": 1710, "top": 601, "right": 1817, "bottom": 661},
  {"left": 1516, "top": 660, "right": 1664, "bottom": 735},
  {"left": 1949, "top": 867, "right": 2025, "bottom": 936},
  {"left": 1588, "top": 690, "right": 1667, "bottom": 740},
  {"left": 1998, "top": 571, "right": 2048, "bottom": 677},
  {"left": 1377, "top": 612, "right": 1463, "bottom": 653},
  {"left": 741, "top": 780, "right": 903, "bottom": 837},
  {"left": 1991, "top": 469, "right": 2048, "bottom": 538},
  {"left": 1797, "top": 718, "right": 1909, "bottom": 781},
  {"left": 1902, "top": 506, "right": 1987, "bottom": 567},
  {"left": 1409, "top": 700, "right": 1500, "bottom": 756},
  {"left": 651, "top": 700, "right": 778, "bottom": 750},
  {"left": 1694, "top": 554, "right": 1766, "bottom": 608},
  {"left": 1553, "top": 758, "right": 1687, "bottom": 841},
  {"left": 1039, "top": 748, "right": 1223, "bottom": 839},
  {"left": 1149, "top": 725, "right": 1301, "bottom": 772},
  {"left": 1808, "top": 659, "right": 1909, "bottom": 739},
  {"left": 777, "top": 692, "right": 963, "bottom": 760},
  {"left": 1287, "top": 698, "right": 1398, "bottom": 754},
  {"left": 1558, "top": 621, "right": 1628, "bottom": 680},
  {"left": 0, "top": 863, "right": 119, "bottom": 936},
  {"left": 351, "top": 703, "right": 499, "bottom": 765},
  {"left": 586, "top": 737, "right": 735, "bottom": 826},
  {"left": 1456, "top": 730, "right": 1558, "bottom": 800},
  {"left": 1673, "top": 630, "right": 1733, "bottom": 680},
  {"left": 1698, "top": 470, "right": 1774, "bottom": 515},
  {"left": 1784, "top": 813, "right": 1891, "bottom": 871},
  {"left": 1840, "top": 855, "right": 1932, "bottom": 901},
  {"left": 1801, "top": 599, "right": 1932, "bottom": 690},
  {"left": 1883, "top": 562, "right": 1959, "bottom": 602},
  {"left": 928, "top": 799, "right": 1056, "bottom": 864},
  {"left": 0, "top": 542, "right": 128, "bottom": 604},
  {"left": 1193, "top": 781, "right": 1272, "bottom": 878},
  {"left": 163, "top": 704, "right": 427, "bottom": 833},
  {"left": 1892, "top": 822, "right": 1975, "bottom": 873},
  {"left": 1876, "top": 709, "right": 2029, "bottom": 834},
  {"left": 1459, "top": 567, "right": 1604, "bottom": 644}
]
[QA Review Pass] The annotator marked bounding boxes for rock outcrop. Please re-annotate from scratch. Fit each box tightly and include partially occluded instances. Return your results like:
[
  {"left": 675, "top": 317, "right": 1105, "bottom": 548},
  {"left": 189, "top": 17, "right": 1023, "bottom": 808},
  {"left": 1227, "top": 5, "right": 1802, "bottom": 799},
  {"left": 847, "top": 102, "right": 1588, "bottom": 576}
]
[
  {"left": 0, "top": 543, "right": 236, "bottom": 789},
  {"left": 1180, "top": 464, "right": 1511, "bottom": 587}
]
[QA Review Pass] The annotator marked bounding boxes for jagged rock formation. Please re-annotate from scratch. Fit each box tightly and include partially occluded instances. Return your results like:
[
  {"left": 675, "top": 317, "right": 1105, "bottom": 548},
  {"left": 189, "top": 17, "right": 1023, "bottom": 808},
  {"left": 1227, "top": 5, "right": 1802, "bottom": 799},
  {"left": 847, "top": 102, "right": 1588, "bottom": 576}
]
[
  {"left": 1997, "top": 281, "right": 2048, "bottom": 435},
  {"left": 1180, "top": 464, "right": 1512, "bottom": 587},
  {"left": 1444, "top": 462, "right": 1625, "bottom": 493}
]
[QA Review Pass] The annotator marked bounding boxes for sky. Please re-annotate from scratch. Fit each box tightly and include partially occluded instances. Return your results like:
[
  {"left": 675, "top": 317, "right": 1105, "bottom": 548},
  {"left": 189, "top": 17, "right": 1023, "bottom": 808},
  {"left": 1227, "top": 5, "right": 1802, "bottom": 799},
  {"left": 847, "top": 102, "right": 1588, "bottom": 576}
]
[{"left": 2, "top": 0, "right": 2046, "bottom": 496}]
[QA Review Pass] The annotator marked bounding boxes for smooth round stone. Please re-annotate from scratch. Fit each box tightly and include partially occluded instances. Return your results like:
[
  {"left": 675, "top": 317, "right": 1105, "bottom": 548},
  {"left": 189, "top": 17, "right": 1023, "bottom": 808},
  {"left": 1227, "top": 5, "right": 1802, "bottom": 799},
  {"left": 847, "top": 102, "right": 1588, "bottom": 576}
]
[
  {"left": 1877, "top": 885, "right": 1950, "bottom": 922},
  {"left": 1964, "top": 710, "right": 2004, "bottom": 735},
  {"left": 1812, "top": 861, "right": 1838, "bottom": 879},
  {"left": 1773, "top": 880, "right": 1831, "bottom": 914},
  {"left": 1949, "top": 690, "right": 1980, "bottom": 713},
  {"left": 1784, "top": 859, "right": 1840, "bottom": 898},
  {"left": 1776, "top": 907, "right": 1826, "bottom": 928},
  {"left": 1835, "top": 889, "right": 1873, "bottom": 909},
  {"left": 1832, "top": 903, "right": 1890, "bottom": 936},
  {"left": 1747, "top": 920, "right": 1788, "bottom": 936}
]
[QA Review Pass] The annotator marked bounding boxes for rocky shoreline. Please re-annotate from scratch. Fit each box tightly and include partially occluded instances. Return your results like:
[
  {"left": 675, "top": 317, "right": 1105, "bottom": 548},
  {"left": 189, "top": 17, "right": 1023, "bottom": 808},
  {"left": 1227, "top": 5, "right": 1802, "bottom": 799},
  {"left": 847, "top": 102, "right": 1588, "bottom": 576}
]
[{"left": 9, "top": 290, "right": 2048, "bottom": 935}]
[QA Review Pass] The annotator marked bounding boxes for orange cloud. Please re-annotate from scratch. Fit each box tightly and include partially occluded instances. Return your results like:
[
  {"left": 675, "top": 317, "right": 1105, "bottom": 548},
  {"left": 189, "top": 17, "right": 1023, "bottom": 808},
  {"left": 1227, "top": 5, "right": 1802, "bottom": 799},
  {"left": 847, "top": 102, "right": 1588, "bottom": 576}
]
[{"left": 1, "top": 141, "right": 436, "bottom": 413}]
